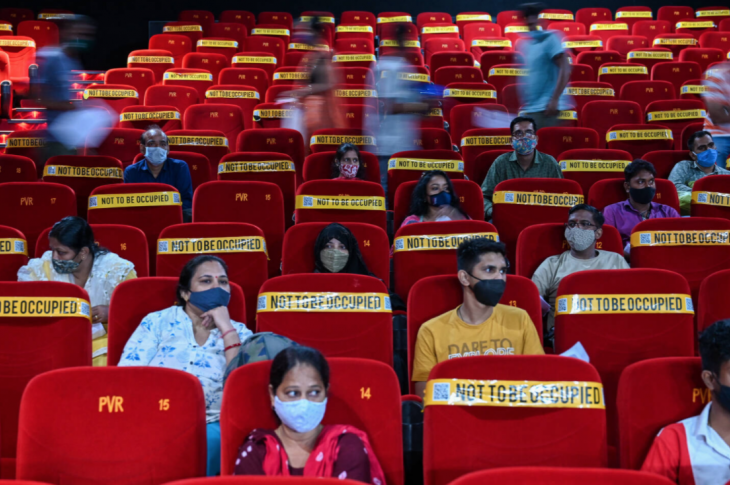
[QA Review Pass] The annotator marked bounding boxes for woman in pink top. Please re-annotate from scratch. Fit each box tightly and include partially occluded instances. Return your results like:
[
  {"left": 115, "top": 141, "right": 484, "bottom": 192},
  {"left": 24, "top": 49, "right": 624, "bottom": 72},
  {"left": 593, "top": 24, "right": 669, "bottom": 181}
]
[{"left": 400, "top": 170, "right": 470, "bottom": 227}]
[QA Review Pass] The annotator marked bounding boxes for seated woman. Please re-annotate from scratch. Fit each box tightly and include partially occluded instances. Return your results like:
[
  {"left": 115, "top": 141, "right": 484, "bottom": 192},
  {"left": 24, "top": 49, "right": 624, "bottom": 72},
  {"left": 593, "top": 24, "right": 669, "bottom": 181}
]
[
  {"left": 314, "top": 223, "right": 374, "bottom": 276},
  {"left": 17, "top": 216, "right": 136, "bottom": 366},
  {"left": 233, "top": 346, "right": 386, "bottom": 483},
  {"left": 400, "top": 170, "right": 469, "bottom": 227},
  {"left": 118, "top": 255, "right": 253, "bottom": 476},
  {"left": 332, "top": 143, "right": 366, "bottom": 180}
]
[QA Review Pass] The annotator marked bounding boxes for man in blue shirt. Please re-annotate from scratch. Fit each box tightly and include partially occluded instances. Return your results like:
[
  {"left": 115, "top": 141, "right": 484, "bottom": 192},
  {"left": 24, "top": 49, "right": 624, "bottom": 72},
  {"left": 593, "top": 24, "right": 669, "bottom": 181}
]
[{"left": 124, "top": 125, "right": 193, "bottom": 221}]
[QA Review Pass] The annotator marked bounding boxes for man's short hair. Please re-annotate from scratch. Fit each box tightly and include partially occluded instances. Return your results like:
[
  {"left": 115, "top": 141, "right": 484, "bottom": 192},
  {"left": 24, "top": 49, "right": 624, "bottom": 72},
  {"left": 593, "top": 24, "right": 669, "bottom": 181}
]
[
  {"left": 699, "top": 320, "right": 730, "bottom": 375},
  {"left": 457, "top": 238, "right": 509, "bottom": 274},
  {"left": 687, "top": 130, "right": 713, "bottom": 151},
  {"left": 569, "top": 204, "right": 605, "bottom": 228},
  {"left": 510, "top": 116, "right": 537, "bottom": 134},
  {"left": 140, "top": 124, "right": 166, "bottom": 145},
  {"left": 624, "top": 159, "right": 656, "bottom": 182},
  {"left": 521, "top": 2, "right": 545, "bottom": 18}
]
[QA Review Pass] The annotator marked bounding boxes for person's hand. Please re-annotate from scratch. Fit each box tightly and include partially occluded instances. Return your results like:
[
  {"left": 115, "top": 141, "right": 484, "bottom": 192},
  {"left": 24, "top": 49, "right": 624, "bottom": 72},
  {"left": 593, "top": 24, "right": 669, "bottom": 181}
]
[
  {"left": 201, "top": 306, "right": 233, "bottom": 333},
  {"left": 91, "top": 305, "right": 109, "bottom": 324},
  {"left": 545, "top": 97, "right": 559, "bottom": 117}
]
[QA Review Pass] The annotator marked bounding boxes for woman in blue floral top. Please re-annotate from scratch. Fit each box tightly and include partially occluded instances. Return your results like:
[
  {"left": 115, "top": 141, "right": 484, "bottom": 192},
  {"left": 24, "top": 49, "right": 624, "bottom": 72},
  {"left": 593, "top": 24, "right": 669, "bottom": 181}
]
[{"left": 119, "top": 255, "right": 252, "bottom": 476}]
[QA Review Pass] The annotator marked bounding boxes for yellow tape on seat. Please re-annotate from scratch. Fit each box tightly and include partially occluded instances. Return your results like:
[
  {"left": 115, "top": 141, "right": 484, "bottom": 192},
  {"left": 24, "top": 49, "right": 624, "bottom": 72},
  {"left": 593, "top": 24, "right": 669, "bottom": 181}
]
[
  {"left": 697, "top": 9, "right": 730, "bottom": 17},
  {"left": 504, "top": 25, "right": 530, "bottom": 33},
  {"left": 336, "top": 25, "right": 373, "bottom": 32},
  {"left": 393, "top": 233, "right": 499, "bottom": 252},
  {"left": 607, "top": 129, "right": 673, "bottom": 142},
  {"left": 334, "top": 89, "right": 377, "bottom": 97},
  {"left": 157, "top": 236, "right": 268, "bottom": 256},
  {"left": 43, "top": 165, "right": 123, "bottom": 179},
  {"left": 0, "top": 297, "right": 91, "bottom": 320},
  {"left": 0, "top": 39, "right": 35, "bottom": 48},
  {"left": 257, "top": 292, "right": 392, "bottom": 312},
  {"left": 379, "top": 40, "right": 421, "bottom": 47},
  {"left": 218, "top": 161, "right": 295, "bottom": 173},
  {"left": 538, "top": 12, "right": 574, "bottom": 20},
  {"left": 83, "top": 88, "right": 138, "bottom": 99},
  {"left": 692, "top": 191, "right": 730, "bottom": 207},
  {"left": 274, "top": 72, "right": 309, "bottom": 80},
  {"left": 472, "top": 39, "right": 512, "bottom": 47},
  {"left": 676, "top": 21, "right": 716, "bottom": 29},
  {"left": 387, "top": 158, "right": 464, "bottom": 172},
  {"left": 0, "top": 238, "right": 27, "bottom": 256},
  {"left": 627, "top": 51, "right": 673, "bottom": 59},
  {"left": 443, "top": 89, "right": 497, "bottom": 99},
  {"left": 421, "top": 26, "right": 459, "bottom": 34},
  {"left": 233, "top": 56, "right": 277, "bottom": 64},
  {"left": 555, "top": 293, "right": 694, "bottom": 315},
  {"left": 168, "top": 136, "right": 229, "bottom": 147},
  {"left": 253, "top": 109, "right": 294, "bottom": 119},
  {"left": 300, "top": 16, "right": 335, "bottom": 23},
  {"left": 681, "top": 85, "right": 706, "bottom": 94},
  {"left": 296, "top": 195, "right": 385, "bottom": 210},
  {"left": 559, "top": 160, "right": 631, "bottom": 172},
  {"left": 310, "top": 134, "right": 376, "bottom": 145},
  {"left": 128, "top": 56, "right": 174, "bottom": 64},
  {"left": 563, "top": 87, "right": 614, "bottom": 96},
  {"left": 492, "top": 191, "right": 584, "bottom": 207},
  {"left": 457, "top": 14, "right": 492, "bottom": 21},
  {"left": 88, "top": 192, "right": 182, "bottom": 209},
  {"left": 591, "top": 23, "right": 629, "bottom": 30},
  {"left": 562, "top": 40, "right": 603, "bottom": 48},
  {"left": 197, "top": 39, "right": 239, "bottom": 48},
  {"left": 377, "top": 16, "right": 412, "bottom": 23},
  {"left": 0, "top": 24, "right": 13, "bottom": 32},
  {"left": 251, "top": 28, "right": 290, "bottom": 36},
  {"left": 599, "top": 66, "right": 648, "bottom": 75},
  {"left": 489, "top": 68, "right": 529, "bottom": 76},
  {"left": 163, "top": 25, "right": 203, "bottom": 32},
  {"left": 205, "top": 89, "right": 260, "bottom": 99},
  {"left": 288, "top": 43, "right": 329, "bottom": 51},
  {"left": 461, "top": 135, "right": 512, "bottom": 147},
  {"left": 6, "top": 138, "right": 45, "bottom": 148},
  {"left": 616, "top": 11, "right": 653, "bottom": 18},
  {"left": 427, "top": 108, "right": 443, "bottom": 117},
  {"left": 631, "top": 230, "right": 730, "bottom": 247},
  {"left": 647, "top": 109, "right": 706, "bottom": 121},
  {"left": 332, "top": 54, "right": 377, "bottom": 62},
  {"left": 163, "top": 72, "right": 214, "bottom": 81},
  {"left": 654, "top": 38, "right": 697, "bottom": 45},
  {"left": 120, "top": 111, "right": 180, "bottom": 122}
]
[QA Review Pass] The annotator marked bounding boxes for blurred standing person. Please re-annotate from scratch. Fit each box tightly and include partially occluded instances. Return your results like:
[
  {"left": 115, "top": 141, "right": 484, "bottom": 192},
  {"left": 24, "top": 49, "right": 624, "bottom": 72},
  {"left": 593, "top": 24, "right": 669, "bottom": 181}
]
[
  {"left": 703, "top": 62, "right": 730, "bottom": 168},
  {"left": 518, "top": 3, "right": 572, "bottom": 129}
]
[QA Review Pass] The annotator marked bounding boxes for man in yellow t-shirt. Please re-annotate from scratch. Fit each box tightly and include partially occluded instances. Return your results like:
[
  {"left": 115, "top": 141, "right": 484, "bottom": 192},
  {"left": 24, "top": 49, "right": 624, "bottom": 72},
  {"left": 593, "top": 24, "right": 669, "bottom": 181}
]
[{"left": 412, "top": 238, "right": 544, "bottom": 397}]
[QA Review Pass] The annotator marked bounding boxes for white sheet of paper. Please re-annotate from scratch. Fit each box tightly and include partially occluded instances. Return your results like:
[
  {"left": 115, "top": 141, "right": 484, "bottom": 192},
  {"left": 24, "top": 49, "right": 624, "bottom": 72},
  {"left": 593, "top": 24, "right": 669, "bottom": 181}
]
[{"left": 560, "top": 341, "right": 590, "bottom": 363}]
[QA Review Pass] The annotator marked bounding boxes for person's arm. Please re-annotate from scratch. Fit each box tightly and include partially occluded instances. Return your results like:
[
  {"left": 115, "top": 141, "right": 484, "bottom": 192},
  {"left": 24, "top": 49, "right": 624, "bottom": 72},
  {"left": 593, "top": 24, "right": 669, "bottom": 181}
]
[
  {"left": 640, "top": 426, "right": 683, "bottom": 483},
  {"left": 531, "top": 258, "right": 556, "bottom": 298},
  {"left": 232, "top": 438, "right": 267, "bottom": 475},
  {"left": 332, "top": 433, "right": 372, "bottom": 483},
  {"left": 481, "top": 161, "right": 501, "bottom": 218},
  {"left": 522, "top": 312, "right": 546, "bottom": 355},
  {"left": 123, "top": 165, "right": 137, "bottom": 184},
  {"left": 545, "top": 36, "right": 572, "bottom": 116},
  {"left": 118, "top": 315, "right": 162, "bottom": 366},
  {"left": 412, "top": 326, "right": 438, "bottom": 399}
]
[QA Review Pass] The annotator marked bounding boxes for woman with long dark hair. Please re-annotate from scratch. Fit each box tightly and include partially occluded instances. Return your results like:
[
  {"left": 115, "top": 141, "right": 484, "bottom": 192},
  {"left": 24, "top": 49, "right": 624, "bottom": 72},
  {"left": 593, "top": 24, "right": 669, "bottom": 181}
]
[
  {"left": 331, "top": 143, "right": 366, "bottom": 180},
  {"left": 399, "top": 170, "right": 469, "bottom": 227},
  {"left": 313, "top": 223, "right": 373, "bottom": 276}
]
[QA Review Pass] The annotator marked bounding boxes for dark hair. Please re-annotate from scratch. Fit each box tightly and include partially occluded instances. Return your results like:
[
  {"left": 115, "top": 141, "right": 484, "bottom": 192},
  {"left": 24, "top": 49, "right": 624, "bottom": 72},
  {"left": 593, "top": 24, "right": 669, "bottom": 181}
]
[
  {"left": 331, "top": 143, "right": 366, "bottom": 179},
  {"left": 176, "top": 255, "right": 229, "bottom": 306},
  {"left": 699, "top": 320, "right": 730, "bottom": 375},
  {"left": 140, "top": 124, "right": 165, "bottom": 145},
  {"left": 569, "top": 204, "right": 605, "bottom": 228},
  {"left": 49, "top": 216, "right": 109, "bottom": 258},
  {"left": 270, "top": 346, "right": 330, "bottom": 391},
  {"left": 313, "top": 223, "right": 373, "bottom": 276},
  {"left": 521, "top": 2, "right": 546, "bottom": 18},
  {"left": 394, "top": 24, "right": 409, "bottom": 49},
  {"left": 687, "top": 130, "right": 713, "bottom": 151},
  {"left": 457, "top": 239, "right": 509, "bottom": 274},
  {"left": 510, "top": 116, "right": 537, "bottom": 134},
  {"left": 624, "top": 159, "right": 657, "bottom": 182},
  {"left": 408, "top": 170, "right": 466, "bottom": 217}
]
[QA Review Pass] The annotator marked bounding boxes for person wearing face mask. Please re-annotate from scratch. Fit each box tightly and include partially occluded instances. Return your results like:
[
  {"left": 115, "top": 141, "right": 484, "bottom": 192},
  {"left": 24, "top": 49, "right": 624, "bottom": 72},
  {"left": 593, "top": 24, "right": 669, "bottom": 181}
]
[
  {"left": 641, "top": 319, "right": 730, "bottom": 485},
  {"left": 400, "top": 170, "right": 469, "bottom": 227},
  {"left": 332, "top": 143, "right": 366, "bottom": 181},
  {"left": 233, "top": 346, "right": 386, "bottom": 483},
  {"left": 669, "top": 131, "right": 730, "bottom": 215},
  {"left": 481, "top": 116, "right": 563, "bottom": 219},
  {"left": 123, "top": 124, "right": 194, "bottom": 221},
  {"left": 17, "top": 217, "right": 136, "bottom": 366},
  {"left": 313, "top": 223, "right": 374, "bottom": 276},
  {"left": 412, "top": 238, "right": 544, "bottom": 398},
  {"left": 603, "top": 160, "right": 680, "bottom": 256},
  {"left": 119, "top": 255, "right": 252, "bottom": 476},
  {"left": 531, "top": 205, "right": 629, "bottom": 333}
]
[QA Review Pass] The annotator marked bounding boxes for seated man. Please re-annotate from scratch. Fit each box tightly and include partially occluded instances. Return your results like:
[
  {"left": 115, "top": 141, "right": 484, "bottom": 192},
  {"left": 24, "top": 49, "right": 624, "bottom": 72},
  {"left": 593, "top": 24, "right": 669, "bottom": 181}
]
[
  {"left": 641, "top": 319, "right": 730, "bottom": 485},
  {"left": 603, "top": 159, "right": 680, "bottom": 255},
  {"left": 412, "top": 238, "right": 544, "bottom": 397},
  {"left": 124, "top": 124, "right": 193, "bottom": 221},
  {"left": 669, "top": 130, "right": 730, "bottom": 215},
  {"left": 481, "top": 116, "right": 563, "bottom": 219},
  {"left": 532, "top": 204, "right": 629, "bottom": 332}
]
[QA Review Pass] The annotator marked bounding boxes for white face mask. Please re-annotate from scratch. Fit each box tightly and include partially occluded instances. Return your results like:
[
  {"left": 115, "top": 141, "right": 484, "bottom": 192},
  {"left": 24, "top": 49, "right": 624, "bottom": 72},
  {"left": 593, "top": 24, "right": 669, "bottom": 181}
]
[
  {"left": 565, "top": 226, "right": 596, "bottom": 252},
  {"left": 274, "top": 396, "right": 327, "bottom": 433},
  {"left": 145, "top": 146, "right": 167, "bottom": 166}
]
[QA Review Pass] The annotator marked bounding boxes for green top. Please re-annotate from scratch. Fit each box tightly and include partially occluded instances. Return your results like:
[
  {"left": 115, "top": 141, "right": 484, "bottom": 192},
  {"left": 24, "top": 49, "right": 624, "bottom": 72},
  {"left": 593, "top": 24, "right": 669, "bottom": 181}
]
[{"left": 481, "top": 150, "right": 564, "bottom": 218}]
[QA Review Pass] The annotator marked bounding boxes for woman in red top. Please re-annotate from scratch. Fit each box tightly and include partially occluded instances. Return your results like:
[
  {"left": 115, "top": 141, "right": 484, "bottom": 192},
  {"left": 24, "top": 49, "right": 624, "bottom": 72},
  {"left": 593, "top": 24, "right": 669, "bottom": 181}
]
[
  {"left": 332, "top": 143, "right": 366, "bottom": 180},
  {"left": 233, "top": 347, "right": 386, "bottom": 484}
]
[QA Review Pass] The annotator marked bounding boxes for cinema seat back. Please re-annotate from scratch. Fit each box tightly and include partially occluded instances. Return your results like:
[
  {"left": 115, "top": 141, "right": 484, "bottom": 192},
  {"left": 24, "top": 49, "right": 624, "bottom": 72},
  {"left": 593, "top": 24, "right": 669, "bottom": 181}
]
[
  {"left": 149, "top": 34, "right": 192, "bottom": 67},
  {"left": 303, "top": 150, "right": 380, "bottom": 184},
  {"left": 690, "top": 175, "right": 730, "bottom": 219},
  {"left": 4, "top": 130, "right": 50, "bottom": 179},
  {"left": 87, "top": 128, "right": 144, "bottom": 167},
  {"left": 605, "top": 123, "right": 674, "bottom": 159},
  {"left": 393, "top": 180, "right": 485, "bottom": 229},
  {"left": 295, "top": 180, "right": 387, "bottom": 231},
  {"left": 448, "top": 468, "right": 678, "bottom": 485},
  {"left": 587, "top": 178, "right": 680, "bottom": 213},
  {"left": 387, "top": 150, "right": 465, "bottom": 210},
  {"left": 698, "top": 269, "right": 730, "bottom": 333},
  {"left": 556, "top": 148, "right": 633, "bottom": 195},
  {"left": 167, "top": 129, "right": 231, "bottom": 169},
  {"left": 0, "top": 154, "right": 36, "bottom": 182},
  {"left": 119, "top": 105, "right": 182, "bottom": 132},
  {"left": 0, "top": 225, "right": 28, "bottom": 281},
  {"left": 236, "top": 128, "right": 305, "bottom": 185}
]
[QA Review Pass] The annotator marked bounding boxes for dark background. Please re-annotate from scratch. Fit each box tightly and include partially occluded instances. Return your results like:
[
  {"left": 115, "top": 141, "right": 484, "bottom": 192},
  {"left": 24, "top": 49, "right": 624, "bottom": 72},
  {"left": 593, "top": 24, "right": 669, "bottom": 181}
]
[{"left": 18, "top": 0, "right": 721, "bottom": 70}]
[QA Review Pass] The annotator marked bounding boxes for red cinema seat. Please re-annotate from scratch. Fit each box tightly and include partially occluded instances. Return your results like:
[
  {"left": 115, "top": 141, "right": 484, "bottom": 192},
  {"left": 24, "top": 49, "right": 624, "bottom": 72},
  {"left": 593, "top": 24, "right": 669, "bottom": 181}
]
[
  {"left": 17, "top": 20, "right": 58, "bottom": 49},
  {"left": 231, "top": 52, "right": 277, "bottom": 80},
  {"left": 86, "top": 128, "right": 144, "bottom": 167},
  {"left": 456, "top": 13, "right": 495, "bottom": 33},
  {"left": 264, "top": 84, "right": 301, "bottom": 103},
  {"left": 564, "top": 82, "right": 616, "bottom": 113},
  {"left": 393, "top": 180, "right": 485, "bottom": 229},
  {"left": 420, "top": 23, "right": 460, "bottom": 45},
  {"left": 303, "top": 150, "right": 380, "bottom": 183},
  {"left": 469, "top": 37, "right": 512, "bottom": 60},
  {"left": 105, "top": 68, "right": 155, "bottom": 97},
  {"left": 0, "top": 36, "right": 35, "bottom": 95},
  {"left": 162, "top": 68, "right": 214, "bottom": 100},
  {"left": 156, "top": 222, "right": 266, "bottom": 326},
  {"left": 42, "top": 155, "right": 123, "bottom": 218},
  {"left": 393, "top": 220, "right": 499, "bottom": 300},
  {"left": 295, "top": 180, "right": 386, "bottom": 231},
  {"left": 203, "top": 84, "right": 259, "bottom": 130},
  {"left": 184, "top": 103, "right": 244, "bottom": 148},
  {"left": 537, "top": 9, "right": 575, "bottom": 29},
  {"left": 310, "top": 128, "right": 377, "bottom": 154},
  {"left": 597, "top": 62, "right": 649, "bottom": 92},
  {"left": 334, "top": 66, "right": 376, "bottom": 86},
  {"left": 619, "top": 80, "right": 675, "bottom": 112},
  {"left": 424, "top": 355, "right": 607, "bottom": 485},
  {"left": 119, "top": 105, "right": 181, "bottom": 132},
  {"left": 651, "top": 61, "right": 702, "bottom": 97},
  {"left": 252, "top": 101, "right": 294, "bottom": 128},
  {"left": 244, "top": 36, "right": 285, "bottom": 67},
  {"left": 382, "top": 51, "right": 425, "bottom": 67},
  {"left": 430, "top": 52, "right": 476, "bottom": 77},
  {"left": 618, "top": 357, "right": 705, "bottom": 471},
  {"left": 589, "top": 21, "right": 631, "bottom": 43},
  {"left": 560, "top": 35, "right": 604, "bottom": 56},
  {"left": 332, "top": 52, "right": 376, "bottom": 70},
  {"left": 605, "top": 123, "right": 674, "bottom": 159},
  {"left": 442, "top": 82, "right": 498, "bottom": 122},
  {"left": 331, "top": 84, "right": 377, "bottom": 111},
  {"left": 81, "top": 83, "right": 139, "bottom": 120},
  {"left": 502, "top": 24, "right": 530, "bottom": 45},
  {"left": 193, "top": 181, "right": 284, "bottom": 277},
  {"left": 642, "top": 150, "right": 691, "bottom": 178},
  {"left": 568, "top": 63, "right": 596, "bottom": 84},
  {"left": 450, "top": 468, "right": 677, "bottom": 485},
  {"left": 387, "top": 150, "right": 465, "bottom": 208},
  {"left": 149, "top": 34, "right": 192, "bottom": 67},
  {"left": 220, "top": 359, "right": 403, "bottom": 484},
  {"left": 272, "top": 66, "right": 309, "bottom": 85},
  {"left": 554, "top": 268, "right": 695, "bottom": 450},
  {"left": 615, "top": 7, "right": 655, "bottom": 30},
  {"left": 341, "top": 11, "right": 377, "bottom": 29},
  {"left": 459, "top": 128, "right": 511, "bottom": 178},
  {"left": 87, "top": 183, "right": 182, "bottom": 275},
  {"left": 516, "top": 222, "right": 624, "bottom": 278},
  {"left": 0, "top": 155, "right": 36, "bottom": 182},
  {"left": 433, "top": 66, "right": 483, "bottom": 86},
  {"left": 162, "top": 21, "right": 204, "bottom": 44},
  {"left": 676, "top": 18, "right": 718, "bottom": 40},
  {"left": 581, "top": 100, "right": 643, "bottom": 145},
  {"left": 281, "top": 221, "right": 390, "bottom": 284},
  {"left": 606, "top": 35, "right": 650, "bottom": 58},
  {"left": 283, "top": 50, "right": 307, "bottom": 67},
  {"left": 337, "top": 104, "right": 378, "bottom": 131},
  {"left": 699, "top": 31, "right": 730, "bottom": 53},
  {"left": 182, "top": 52, "right": 229, "bottom": 81},
  {"left": 255, "top": 274, "right": 393, "bottom": 363},
  {"left": 499, "top": 83, "right": 522, "bottom": 115},
  {"left": 179, "top": 9, "right": 214, "bottom": 35},
  {"left": 479, "top": 51, "right": 525, "bottom": 80},
  {"left": 550, "top": 21, "right": 585, "bottom": 36},
  {"left": 219, "top": 67, "right": 270, "bottom": 95},
  {"left": 334, "top": 38, "right": 374, "bottom": 55},
  {"left": 211, "top": 23, "right": 247, "bottom": 47},
  {"left": 0, "top": 8, "right": 33, "bottom": 28},
  {"left": 127, "top": 49, "right": 175, "bottom": 85},
  {"left": 557, "top": 149, "right": 634, "bottom": 196},
  {"left": 658, "top": 6, "right": 696, "bottom": 28},
  {"left": 691, "top": 174, "right": 730, "bottom": 220},
  {"left": 237, "top": 128, "right": 305, "bottom": 184},
  {"left": 576, "top": 8, "right": 613, "bottom": 30},
  {"left": 257, "top": 12, "right": 293, "bottom": 30},
  {"left": 378, "top": 24, "right": 419, "bottom": 53},
  {"left": 425, "top": 38, "right": 467, "bottom": 65},
  {"left": 0, "top": 182, "right": 75, "bottom": 255},
  {"left": 131, "top": 150, "right": 210, "bottom": 190},
  {"left": 335, "top": 24, "right": 375, "bottom": 42},
  {"left": 695, "top": 7, "right": 730, "bottom": 25},
  {"left": 632, "top": 20, "right": 672, "bottom": 44},
  {"left": 0, "top": 225, "right": 29, "bottom": 280},
  {"left": 16, "top": 367, "right": 205, "bottom": 483},
  {"left": 37, "top": 223, "right": 150, "bottom": 276},
  {"left": 646, "top": 99, "right": 707, "bottom": 148},
  {"left": 588, "top": 178, "right": 680, "bottom": 213},
  {"left": 576, "top": 50, "right": 621, "bottom": 75},
  {"left": 486, "top": 64, "right": 528, "bottom": 101},
  {"left": 496, "top": 10, "right": 525, "bottom": 29},
  {"left": 536, "top": 127, "right": 599, "bottom": 158},
  {"left": 491, "top": 178, "right": 584, "bottom": 267},
  {"left": 417, "top": 12, "right": 453, "bottom": 29},
  {"left": 377, "top": 14, "right": 415, "bottom": 38},
  {"left": 627, "top": 48, "right": 675, "bottom": 71},
  {"left": 414, "top": 128, "right": 452, "bottom": 151},
  {"left": 4, "top": 130, "right": 49, "bottom": 179},
  {"left": 449, "top": 104, "right": 509, "bottom": 149},
  {"left": 0, "top": 281, "right": 91, "bottom": 478},
  {"left": 680, "top": 47, "right": 725, "bottom": 72},
  {"left": 698, "top": 269, "right": 730, "bottom": 332},
  {"left": 220, "top": 10, "right": 256, "bottom": 33},
  {"left": 107, "top": 277, "right": 245, "bottom": 365},
  {"left": 652, "top": 33, "right": 699, "bottom": 56},
  {"left": 164, "top": 130, "right": 230, "bottom": 171}
]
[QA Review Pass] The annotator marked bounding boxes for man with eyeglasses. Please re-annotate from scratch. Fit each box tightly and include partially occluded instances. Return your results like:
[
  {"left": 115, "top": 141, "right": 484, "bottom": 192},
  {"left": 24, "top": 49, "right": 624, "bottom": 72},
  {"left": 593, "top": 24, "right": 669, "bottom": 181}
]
[
  {"left": 481, "top": 116, "right": 563, "bottom": 219},
  {"left": 532, "top": 204, "right": 628, "bottom": 332},
  {"left": 124, "top": 124, "right": 194, "bottom": 222},
  {"left": 669, "top": 131, "right": 730, "bottom": 215}
]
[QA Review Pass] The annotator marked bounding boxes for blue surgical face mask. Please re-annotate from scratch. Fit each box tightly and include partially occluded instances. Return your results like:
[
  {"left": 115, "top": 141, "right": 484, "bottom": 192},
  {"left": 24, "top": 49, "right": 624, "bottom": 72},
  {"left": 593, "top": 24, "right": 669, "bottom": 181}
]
[
  {"left": 429, "top": 191, "right": 452, "bottom": 207},
  {"left": 145, "top": 146, "right": 167, "bottom": 166},
  {"left": 274, "top": 396, "right": 327, "bottom": 433},
  {"left": 187, "top": 287, "right": 230, "bottom": 312},
  {"left": 696, "top": 149, "right": 718, "bottom": 168}
]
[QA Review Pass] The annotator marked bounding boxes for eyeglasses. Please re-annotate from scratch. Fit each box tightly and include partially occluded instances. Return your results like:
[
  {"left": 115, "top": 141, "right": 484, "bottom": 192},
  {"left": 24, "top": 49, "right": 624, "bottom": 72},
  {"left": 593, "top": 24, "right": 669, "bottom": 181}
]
[
  {"left": 565, "top": 221, "right": 596, "bottom": 229},
  {"left": 512, "top": 130, "right": 536, "bottom": 139}
]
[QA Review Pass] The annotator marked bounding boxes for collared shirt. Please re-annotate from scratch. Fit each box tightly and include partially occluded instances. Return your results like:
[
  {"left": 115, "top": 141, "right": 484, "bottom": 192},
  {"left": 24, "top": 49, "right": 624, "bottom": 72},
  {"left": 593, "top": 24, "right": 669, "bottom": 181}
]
[
  {"left": 602, "top": 199, "right": 680, "bottom": 246},
  {"left": 642, "top": 403, "right": 730, "bottom": 485},
  {"left": 481, "top": 150, "right": 563, "bottom": 217},
  {"left": 669, "top": 159, "right": 730, "bottom": 193},
  {"left": 123, "top": 158, "right": 193, "bottom": 211},
  {"left": 118, "top": 305, "right": 252, "bottom": 423}
]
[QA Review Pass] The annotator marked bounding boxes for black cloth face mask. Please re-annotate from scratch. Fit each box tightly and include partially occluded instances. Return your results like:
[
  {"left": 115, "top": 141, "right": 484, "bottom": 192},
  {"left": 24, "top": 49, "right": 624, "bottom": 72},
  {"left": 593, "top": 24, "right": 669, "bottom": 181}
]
[{"left": 466, "top": 272, "right": 506, "bottom": 307}]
